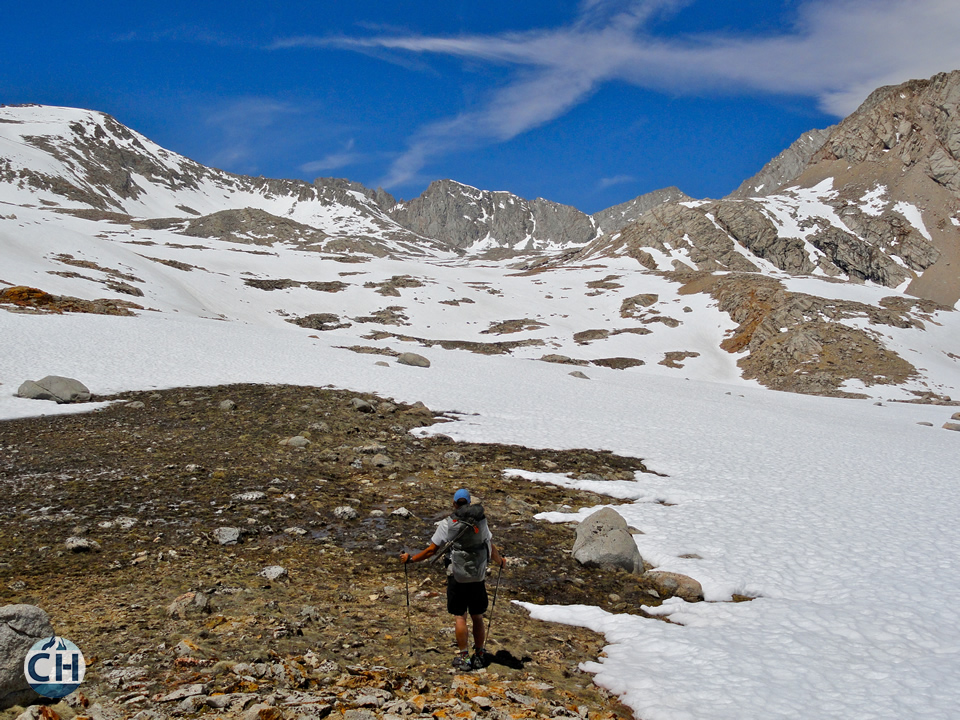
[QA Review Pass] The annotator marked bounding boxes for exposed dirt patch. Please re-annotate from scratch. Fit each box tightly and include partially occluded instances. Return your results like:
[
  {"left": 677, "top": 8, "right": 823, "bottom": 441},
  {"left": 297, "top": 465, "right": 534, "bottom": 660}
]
[
  {"left": 364, "top": 276, "right": 426, "bottom": 297},
  {"left": 287, "top": 313, "right": 352, "bottom": 332},
  {"left": 353, "top": 307, "right": 410, "bottom": 326},
  {"left": 591, "top": 358, "right": 644, "bottom": 370},
  {"left": 244, "top": 279, "right": 348, "bottom": 293},
  {"left": 573, "top": 329, "right": 609, "bottom": 345},
  {"left": 363, "top": 331, "right": 545, "bottom": 356},
  {"left": 539, "top": 355, "right": 590, "bottom": 366},
  {"left": 0, "top": 384, "right": 657, "bottom": 718},
  {"left": 480, "top": 319, "right": 548, "bottom": 335},
  {"left": 137, "top": 255, "right": 201, "bottom": 272},
  {"left": 0, "top": 285, "right": 143, "bottom": 316},
  {"left": 585, "top": 275, "right": 624, "bottom": 294},
  {"left": 659, "top": 352, "right": 700, "bottom": 369}
]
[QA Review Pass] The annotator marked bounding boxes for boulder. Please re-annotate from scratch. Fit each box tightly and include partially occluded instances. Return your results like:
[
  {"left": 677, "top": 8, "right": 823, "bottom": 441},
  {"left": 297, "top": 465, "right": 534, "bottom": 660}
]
[
  {"left": 572, "top": 508, "right": 643, "bottom": 574},
  {"left": 16, "top": 376, "right": 91, "bottom": 403},
  {"left": 0, "top": 605, "right": 55, "bottom": 709},
  {"left": 258, "top": 566, "right": 288, "bottom": 582},
  {"left": 212, "top": 527, "right": 241, "bottom": 545},
  {"left": 334, "top": 506, "right": 359, "bottom": 521},
  {"left": 943, "top": 422, "right": 960, "bottom": 432},
  {"left": 643, "top": 570, "right": 704, "bottom": 602},
  {"left": 350, "top": 398, "right": 375, "bottom": 413},
  {"left": 65, "top": 537, "right": 101, "bottom": 553},
  {"left": 167, "top": 592, "right": 212, "bottom": 620},
  {"left": 396, "top": 352, "right": 431, "bottom": 368}
]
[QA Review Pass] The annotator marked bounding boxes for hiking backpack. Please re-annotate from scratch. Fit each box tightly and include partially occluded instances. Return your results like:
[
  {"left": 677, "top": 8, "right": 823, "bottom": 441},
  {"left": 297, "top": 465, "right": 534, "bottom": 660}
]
[{"left": 447, "top": 504, "right": 489, "bottom": 583}]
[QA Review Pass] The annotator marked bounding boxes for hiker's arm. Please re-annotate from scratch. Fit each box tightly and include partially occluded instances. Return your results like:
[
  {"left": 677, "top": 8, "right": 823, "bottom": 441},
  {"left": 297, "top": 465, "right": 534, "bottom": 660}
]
[
  {"left": 490, "top": 543, "right": 506, "bottom": 568},
  {"left": 400, "top": 543, "right": 439, "bottom": 564}
]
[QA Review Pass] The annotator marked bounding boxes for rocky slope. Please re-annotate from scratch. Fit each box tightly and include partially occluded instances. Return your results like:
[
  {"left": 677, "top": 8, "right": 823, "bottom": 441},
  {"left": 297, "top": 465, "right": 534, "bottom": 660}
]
[
  {"left": 574, "top": 71, "right": 960, "bottom": 308},
  {"left": 383, "top": 180, "right": 600, "bottom": 254},
  {"left": 796, "top": 71, "right": 960, "bottom": 304},
  {"left": 591, "top": 187, "right": 691, "bottom": 234}
]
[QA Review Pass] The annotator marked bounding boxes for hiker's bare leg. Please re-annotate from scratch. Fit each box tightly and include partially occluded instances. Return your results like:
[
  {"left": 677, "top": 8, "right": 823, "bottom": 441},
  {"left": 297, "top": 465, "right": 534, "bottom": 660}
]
[
  {"left": 455, "top": 613, "right": 469, "bottom": 651},
  {"left": 471, "top": 613, "right": 486, "bottom": 651}
]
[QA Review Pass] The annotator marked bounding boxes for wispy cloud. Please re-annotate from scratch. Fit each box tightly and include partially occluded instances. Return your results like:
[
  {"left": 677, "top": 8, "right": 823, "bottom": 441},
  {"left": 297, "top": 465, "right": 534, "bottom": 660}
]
[
  {"left": 597, "top": 175, "right": 636, "bottom": 190},
  {"left": 202, "top": 98, "right": 302, "bottom": 171},
  {"left": 274, "top": 0, "right": 960, "bottom": 188},
  {"left": 300, "top": 139, "right": 368, "bottom": 175}
]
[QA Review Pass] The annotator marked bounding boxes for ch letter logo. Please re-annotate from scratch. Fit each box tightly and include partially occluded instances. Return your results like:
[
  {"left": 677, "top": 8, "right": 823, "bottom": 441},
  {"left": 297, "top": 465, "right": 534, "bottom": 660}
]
[{"left": 23, "top": 636, "right": 86, "bottom": 699}]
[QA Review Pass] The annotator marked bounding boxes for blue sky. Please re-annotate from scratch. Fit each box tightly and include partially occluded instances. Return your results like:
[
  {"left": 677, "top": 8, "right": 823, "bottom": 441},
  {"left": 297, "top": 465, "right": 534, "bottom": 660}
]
[{"left": 4, "top": 1, "right": 960, "bottom": 213}]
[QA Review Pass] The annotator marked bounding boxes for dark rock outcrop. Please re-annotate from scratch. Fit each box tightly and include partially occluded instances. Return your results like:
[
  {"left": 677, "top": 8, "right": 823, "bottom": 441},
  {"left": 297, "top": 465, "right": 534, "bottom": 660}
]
[{"left": 387, "top": 179, "right": 598, "bottom": 252}]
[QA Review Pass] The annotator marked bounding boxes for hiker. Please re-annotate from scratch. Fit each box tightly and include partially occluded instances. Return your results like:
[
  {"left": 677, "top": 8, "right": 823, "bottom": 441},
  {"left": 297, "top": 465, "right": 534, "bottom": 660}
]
[{"left": 400, "top": 488, "right": 506, "bottom": 671}]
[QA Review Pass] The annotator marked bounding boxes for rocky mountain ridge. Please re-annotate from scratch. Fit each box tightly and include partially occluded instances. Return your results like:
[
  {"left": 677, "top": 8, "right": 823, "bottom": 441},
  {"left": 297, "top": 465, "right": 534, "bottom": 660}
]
[
  {"left": 726, "top": 127, "right": 836, "bottom": 199},
  {"left": 574, "top": 70, "right": 960, "bottom": 308},
  {"left": 2, "top": 105, "right": 653, "bottom": 258}
]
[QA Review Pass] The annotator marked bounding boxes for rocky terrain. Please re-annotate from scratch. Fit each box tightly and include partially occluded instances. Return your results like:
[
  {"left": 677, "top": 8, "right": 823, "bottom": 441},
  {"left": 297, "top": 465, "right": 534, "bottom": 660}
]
[
  {"left": 0, "top": 384, "right": 683, "bottom": 719},
  {"left": 577, "top": 71, "right": 960, "bottom": 308}
]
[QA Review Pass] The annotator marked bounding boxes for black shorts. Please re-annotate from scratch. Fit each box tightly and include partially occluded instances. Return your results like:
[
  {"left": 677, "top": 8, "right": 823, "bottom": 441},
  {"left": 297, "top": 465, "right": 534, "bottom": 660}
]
[{"left": 446, "top": 576, "right": 488, "bottom": 616}]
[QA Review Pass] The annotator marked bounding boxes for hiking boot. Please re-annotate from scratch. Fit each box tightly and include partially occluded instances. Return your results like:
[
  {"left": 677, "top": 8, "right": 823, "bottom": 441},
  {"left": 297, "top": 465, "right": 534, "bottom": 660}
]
[
  {"left": 470, "top": 648, "right": 489, "bottom": 669},
  {"left": 452, "top": 651, "right": 472, "bottom": 671}
]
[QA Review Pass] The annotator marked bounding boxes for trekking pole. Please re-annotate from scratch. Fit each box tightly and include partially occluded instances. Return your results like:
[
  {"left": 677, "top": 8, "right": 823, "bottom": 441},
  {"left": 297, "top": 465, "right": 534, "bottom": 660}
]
[
  {"left": 403, "top": 559, "right": 413, "bottom": 658},
  {"left": 485, "top": 562, "right": 504, "bottom": 648}
]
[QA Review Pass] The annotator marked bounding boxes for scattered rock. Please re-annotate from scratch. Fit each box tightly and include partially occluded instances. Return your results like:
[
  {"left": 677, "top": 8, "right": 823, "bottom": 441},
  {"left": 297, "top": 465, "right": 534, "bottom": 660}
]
[
  {"left": 350, "top": 398, "right": 375, "bottom": 413},
  {"left": 259, "top": 566, "right": 289, "bottom": 581},
  {"left": 643, "top": 570, "right": 704, "bottom": 602},
  {"left": 65, "top": 536, "right": 101, "bottom": 552},
  {"left": 568, "top": 371, "right": 590, "bottom": 380},
  {"left": 220, "top": 400, "right": 237, "bottom": 411},
  {"left": 539, "top": 354, "right": 590, "bottom": 366},
  {"left": 620, "top": 294, "right": 659, "bottom": 318},
  {"left": 16, "top": 376, "right": 91, "bottom": 403},
  {"left": 573, "top": 329, "right": 609, "bottom": 345},
  {"left": 402, "top": 401, "right": 433, "bottom": 417},
  {"left": 233, "top": 491, "right": 266, "bottom": 502},
  {"left": 280, "top": 436, "right": 311, "bottom": 448},
  {"left": 572, "top": 508, "right": 643, "bottom": 574},
  {"left": 334, "top": 506, "right": 359, "bottom": 520},
  {"left": 591, "top": 357, "right": 644, "bottom": 370},
  {"left": 367, "top": 453, "right": 393, "bottom": 468},
  {"left": 166, "top": 592, "right": 212, "bottom": 620},
  {"left": 396, "top": 352, "right": 431, "bottom": 368},
  {"left": 154, "top": 683, "right": 208, "bottom": 703},
  {"left": 213, "top": 527, "right": 241, "bottom": 545}
]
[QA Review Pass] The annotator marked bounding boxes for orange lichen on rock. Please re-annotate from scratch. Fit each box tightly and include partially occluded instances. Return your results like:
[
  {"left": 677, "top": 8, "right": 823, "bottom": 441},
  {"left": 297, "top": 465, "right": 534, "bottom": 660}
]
[{"left": 0, "top": 285, "right": 58, "bottom": 308}]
